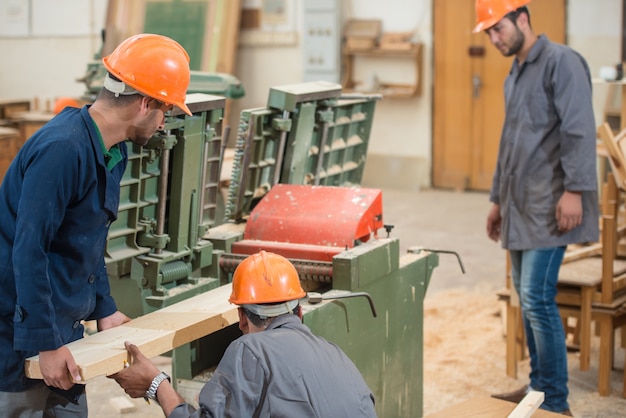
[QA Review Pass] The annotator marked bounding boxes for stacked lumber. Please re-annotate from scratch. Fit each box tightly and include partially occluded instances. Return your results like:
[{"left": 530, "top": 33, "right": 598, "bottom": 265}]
[
  {"left": 344, "top": 19, "right": 381, "bottom": 50},
  {"left": 379, "top": 31, "right": 415, "bottom": 51}
]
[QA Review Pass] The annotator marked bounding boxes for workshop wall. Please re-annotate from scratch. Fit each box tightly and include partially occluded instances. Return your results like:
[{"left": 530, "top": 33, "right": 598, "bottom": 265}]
[
  {"left": 0, "top": 0, "right": 107, "bottom": 109},
  {"left": 568, "top": 0, "right": 622, "bottom": 131},
  {"left": 233, "top": 0, "right": 622, "bottom": 191},
  {"left": 0, "top": 0, "right": 621, "bottom": 190}
]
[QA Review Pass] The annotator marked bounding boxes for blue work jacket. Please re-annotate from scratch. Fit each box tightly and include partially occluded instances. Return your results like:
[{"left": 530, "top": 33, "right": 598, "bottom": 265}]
[{"left": 0, "top": 106, "right": 127, "bottom": 391}]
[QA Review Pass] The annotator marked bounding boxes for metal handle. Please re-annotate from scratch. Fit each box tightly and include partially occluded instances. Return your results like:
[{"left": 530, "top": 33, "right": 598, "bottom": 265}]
[
  {"left": 408, "top": 247, "right": 466, "bottom": 274},
  {"left": 307, "top": 291, "right": 377, "bottom": 318},
  {"left": 472, "top": 74, "right": 482, "bottom": 98}
]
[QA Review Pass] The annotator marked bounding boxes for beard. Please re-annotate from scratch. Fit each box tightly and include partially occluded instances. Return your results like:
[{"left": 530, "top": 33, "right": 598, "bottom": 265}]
[
  {"left": 501, "top": 26, "right": 525, "bottom": 57},
  {"left": 130, "top": 114, "right": 161, "bottom": 146},
  {"left": 130, "top": 133, "right": 153, "bottom": 147}
]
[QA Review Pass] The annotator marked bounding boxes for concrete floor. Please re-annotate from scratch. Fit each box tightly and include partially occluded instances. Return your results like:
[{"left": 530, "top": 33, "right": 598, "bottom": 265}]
[{"left": 83, "top": 188, "right": 626, "bottom": 417}]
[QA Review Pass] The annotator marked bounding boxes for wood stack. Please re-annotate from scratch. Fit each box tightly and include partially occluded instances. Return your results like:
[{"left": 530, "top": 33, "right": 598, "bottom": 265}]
[
  {"left": 0, "top": 99, "right": 54, "bottom": 183},
  {"left": 379, "top": 31, "right": 415, "bottom": 51},
  {"left": 344, "top": 19, "right": 381, "bottom": 51},
  {"left": 0, "top": 99, "right": 30, "bottom": 120}
]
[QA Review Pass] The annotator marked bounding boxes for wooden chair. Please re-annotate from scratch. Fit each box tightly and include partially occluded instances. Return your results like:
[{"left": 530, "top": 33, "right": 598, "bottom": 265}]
[
  {"left": 595, "top": 126, "right": 626, "bottom": 359},
  {"left": 555, "top": 123, "right": 626, "bottom": 396},
  {"left": 598, "top": 122, "right": 626, "bottom": 190},
  {"left": 501, "top": 123, "right": 626, "bottom": 396},
  {"left": 557, "top": 172, "right": 625, "bottom": 372}
]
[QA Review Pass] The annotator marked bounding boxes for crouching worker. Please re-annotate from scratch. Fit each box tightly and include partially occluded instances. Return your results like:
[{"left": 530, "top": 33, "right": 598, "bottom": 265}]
[{"left": 110, "top": 250, "right": 377, "bottom": 417}]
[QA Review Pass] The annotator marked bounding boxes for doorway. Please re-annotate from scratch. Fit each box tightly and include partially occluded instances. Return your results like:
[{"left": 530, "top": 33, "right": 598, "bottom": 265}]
[{"left": 432, "top": 0, "right": 565, "bottom": 191}]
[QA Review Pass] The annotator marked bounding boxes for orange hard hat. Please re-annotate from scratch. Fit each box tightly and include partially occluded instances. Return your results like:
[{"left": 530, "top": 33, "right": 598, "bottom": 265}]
[
  {"left": 102, "top": 33, "right": 192, "bottom": 116},
  {"left": 473, "top": 0, "right": 531, "bottom": 33},
  {"left": 229, "top": 251, "right": 306, "bottom": 306},
  {"left": 53, "top": 97, "right": 80, "bottom": 114}
]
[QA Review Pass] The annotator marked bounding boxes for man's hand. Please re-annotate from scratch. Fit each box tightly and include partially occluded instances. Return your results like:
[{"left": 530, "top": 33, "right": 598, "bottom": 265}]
[
  {"left": 97, "top": 310, "right": 131, "bottom": 331},
  {"left": 556, "top": 191, "right": 583, "bottom": 233},
  {"left": 109, "top": 342, "right": 186, "bottom": 415},
  {"left": 486, "top": 203, "right": 502, "bottom": 242},
  {"left": 109, "top": 341, "right": 159, "bottom": 398},
  {"left": 39, "top": 346, "right": 82, "bottom": 390}
]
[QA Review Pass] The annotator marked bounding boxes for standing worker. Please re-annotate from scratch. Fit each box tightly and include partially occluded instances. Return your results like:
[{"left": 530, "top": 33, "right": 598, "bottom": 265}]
[
  {"left": 478, "top": 0, "right": 598, "bottom": 415},
  {"left": 0, "top": 33, "right": 192, "bottom": 417},
  {"left": 111, "top": 250, "right": 377, "bottom": 417}
]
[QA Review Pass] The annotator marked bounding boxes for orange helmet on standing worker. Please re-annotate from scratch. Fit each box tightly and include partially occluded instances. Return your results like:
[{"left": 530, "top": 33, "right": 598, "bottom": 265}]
[
  {"left": 229, "top": 251, "right": 306, "bottom": 310},
  {"left": 473, "top": 0, "right": 531, "bottom": 33},
  {"left": 102, "top": 33, "right": 192, "bottom": 116}
]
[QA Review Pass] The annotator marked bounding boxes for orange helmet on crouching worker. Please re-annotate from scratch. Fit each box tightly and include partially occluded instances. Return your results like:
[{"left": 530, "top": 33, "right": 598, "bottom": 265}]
[
  {"left": 473, "top": 0, "right": 531, "bottom": 33},
  {"left": 102, "top": 33, "right": 192, "bottom": 116},
  {"left": 229, "top": 251, "right": 306, "bottom": 318}
]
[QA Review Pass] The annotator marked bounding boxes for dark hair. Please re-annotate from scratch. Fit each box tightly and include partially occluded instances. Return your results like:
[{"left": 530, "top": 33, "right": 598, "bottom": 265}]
[
  {"left": 242, "top": 304, "right": 300, "bottom": 328},
  {"left": 505, "top": 6, "right": 531, "bottom": 27}
]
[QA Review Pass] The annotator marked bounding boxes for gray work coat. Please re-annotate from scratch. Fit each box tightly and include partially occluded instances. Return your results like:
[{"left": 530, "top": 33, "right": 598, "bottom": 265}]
[
  {"left": 490, "top": 35, "right": 599, "bottom": 251},
  {"left": 169, "top": 314, "right": 377, "bottom": 418}
]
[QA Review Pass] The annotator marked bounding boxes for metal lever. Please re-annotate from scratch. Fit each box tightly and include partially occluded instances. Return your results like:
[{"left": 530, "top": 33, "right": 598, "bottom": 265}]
[
  {"left": 307, "top": 291, "right": 378, "bottom": 318},
  {"left": 408, "top": 247, "right": 466, "bottom": 274}
]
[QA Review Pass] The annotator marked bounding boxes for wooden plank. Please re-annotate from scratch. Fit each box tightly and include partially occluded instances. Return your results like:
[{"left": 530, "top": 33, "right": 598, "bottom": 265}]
[
  {"left": 0, "top": 100, "right": 31, "bottom": 119},
  {"left": 203, "top": 0, "right": 241, "bottom": 124},
  {"left": 25, "top": 284, "right": 238, "bottom": 381},
  {"left": 598, "top": 122, "right": 626, "bottom": 189},
  {"left": 425, "top": 396, "right": 562, "bottom": 418},
  {"left": 344, "top": 19, "right": 382, "bottom": 40},
  {"left": 561, "top": 242, "right": 602, "bottom": 264},
  {"left": 102, "top": 0, "right": 146, "bottom": 56},
  {"left": 204, "top": 0, "right": 241, "bottom": 74},
  {"left": 507, "top": 391, "right": 544, "bottom": 418}
]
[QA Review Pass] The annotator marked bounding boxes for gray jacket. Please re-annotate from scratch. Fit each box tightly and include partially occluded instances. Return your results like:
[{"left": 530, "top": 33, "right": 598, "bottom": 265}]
[
  {"left": 169, "top": 314, "right": 377, "bottom": 418},
  {"left": 490, "top": 35, "right": 599, "bottom": 250}
]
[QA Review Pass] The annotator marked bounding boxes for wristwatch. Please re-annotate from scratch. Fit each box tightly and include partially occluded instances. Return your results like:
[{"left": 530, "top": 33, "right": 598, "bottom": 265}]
[{"left": 145, "top": 371, "right": 171, "bottom": 402}]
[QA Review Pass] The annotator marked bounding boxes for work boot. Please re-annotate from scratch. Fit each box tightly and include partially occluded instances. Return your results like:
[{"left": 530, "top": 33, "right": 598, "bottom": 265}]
[
  {"left": 491, "top": 384, "right": 529, "bottom": 403},
  {"left": 559, "top": 410, "right": 573, "bottom": 416}
]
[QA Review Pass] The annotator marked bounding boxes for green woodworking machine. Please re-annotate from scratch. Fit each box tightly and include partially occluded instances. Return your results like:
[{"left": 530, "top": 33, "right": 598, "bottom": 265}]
[{"left": 104, "top": 82, "right": 439, "bottom": 417}]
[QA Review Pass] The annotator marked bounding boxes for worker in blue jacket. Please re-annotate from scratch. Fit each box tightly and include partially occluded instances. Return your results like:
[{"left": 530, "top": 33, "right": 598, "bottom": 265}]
[{"left": 0, "top": 33, "right": 192, "bottom": 417}]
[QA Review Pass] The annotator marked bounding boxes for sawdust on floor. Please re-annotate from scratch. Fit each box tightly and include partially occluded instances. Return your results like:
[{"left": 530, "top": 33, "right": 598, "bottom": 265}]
[{"left": 423, "top": 288, "right": 626, "bottom": 418}]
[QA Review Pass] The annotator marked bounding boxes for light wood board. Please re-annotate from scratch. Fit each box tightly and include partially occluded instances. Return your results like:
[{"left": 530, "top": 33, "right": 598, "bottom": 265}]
[
  {"left": 25, "top": 284, "right": 238, "bottom": 382},
  {"left": 425, "top": 396, "right": 562, "bottom": 418},
  {"left": 507, "top": 391, "right": 544, "bottom": 418}
]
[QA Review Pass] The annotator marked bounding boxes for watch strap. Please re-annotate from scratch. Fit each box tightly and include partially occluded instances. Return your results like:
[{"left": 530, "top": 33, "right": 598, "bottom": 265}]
[{"left": 145, "top": 371, "right": 171, "bottom": 402}]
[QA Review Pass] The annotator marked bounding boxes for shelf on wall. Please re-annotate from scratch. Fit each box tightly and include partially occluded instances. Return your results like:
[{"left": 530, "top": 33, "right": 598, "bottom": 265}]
[{"left": 341, "top": 43, "right": 423, "bottom": 99}]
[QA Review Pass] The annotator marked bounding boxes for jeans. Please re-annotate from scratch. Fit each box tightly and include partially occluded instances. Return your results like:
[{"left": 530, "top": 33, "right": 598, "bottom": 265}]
[{"left": 509, "top": 247, "right": 569, "bottom": 412}]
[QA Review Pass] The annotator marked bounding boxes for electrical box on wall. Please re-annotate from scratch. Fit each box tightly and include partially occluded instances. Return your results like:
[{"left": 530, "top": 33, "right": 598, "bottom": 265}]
[{"left": 302, "top": 0, "right": 341, "bottom": 83}]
